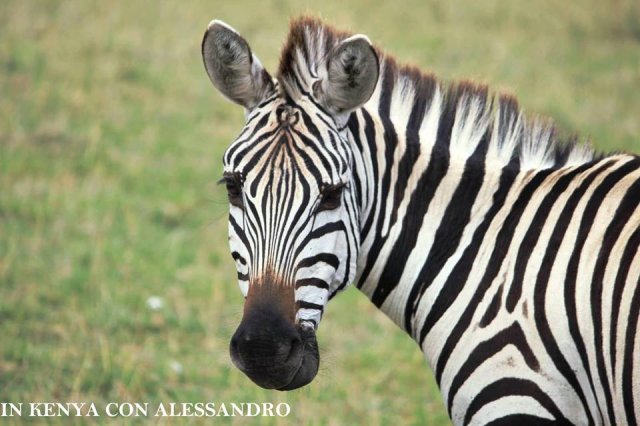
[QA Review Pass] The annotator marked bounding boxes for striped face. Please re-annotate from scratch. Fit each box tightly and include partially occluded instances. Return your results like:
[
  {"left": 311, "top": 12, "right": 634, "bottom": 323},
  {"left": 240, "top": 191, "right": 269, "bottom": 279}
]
[
  {"left": 202, "top": 20, "right": 378, "bottom": 389},
  {"left": 223, "top": 94, "right": 358, "bottom": 328}
]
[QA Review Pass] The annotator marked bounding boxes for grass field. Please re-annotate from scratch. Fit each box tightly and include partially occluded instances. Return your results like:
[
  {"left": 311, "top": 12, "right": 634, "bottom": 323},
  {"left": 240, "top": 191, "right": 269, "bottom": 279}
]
[{"left": 1, "top": 1, "right": 639, "bottom": 424}]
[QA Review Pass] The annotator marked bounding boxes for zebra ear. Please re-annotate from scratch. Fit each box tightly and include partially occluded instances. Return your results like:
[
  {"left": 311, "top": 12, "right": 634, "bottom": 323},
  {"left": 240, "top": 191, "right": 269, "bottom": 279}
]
[
  {"left": 202, "top": 20, "right": 275, "bottom": 110},
  {"left": 316, "top": 35, "right": 379, "bottom": 115}
]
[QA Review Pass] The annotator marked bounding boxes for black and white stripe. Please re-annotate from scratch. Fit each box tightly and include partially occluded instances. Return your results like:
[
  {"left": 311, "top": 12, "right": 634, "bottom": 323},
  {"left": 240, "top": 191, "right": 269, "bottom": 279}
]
[{"left": 208, "top": 17, "right": 639, "bottom": 425}]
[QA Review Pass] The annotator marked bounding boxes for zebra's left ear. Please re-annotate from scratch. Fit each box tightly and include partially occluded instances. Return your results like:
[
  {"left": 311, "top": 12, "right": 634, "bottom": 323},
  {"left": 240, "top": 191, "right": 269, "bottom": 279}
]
[{"left": 315, "top": 35, "right": 379, "bottom": 116}]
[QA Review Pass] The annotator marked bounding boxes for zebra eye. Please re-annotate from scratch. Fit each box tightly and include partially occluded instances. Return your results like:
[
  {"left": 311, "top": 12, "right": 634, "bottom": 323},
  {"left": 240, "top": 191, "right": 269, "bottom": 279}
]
[
  {"left": 317, "top": 183, "right": 345, "bottom": 213},
  {"left": 222, "top": 173, "right": 244, "bottom": 209}
]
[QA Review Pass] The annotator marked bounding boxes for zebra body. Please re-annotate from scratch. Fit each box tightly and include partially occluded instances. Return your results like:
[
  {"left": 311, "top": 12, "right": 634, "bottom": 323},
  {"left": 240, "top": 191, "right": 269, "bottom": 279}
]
[{"left": 202, "top": 17, "right": 640, "bottom": 425}]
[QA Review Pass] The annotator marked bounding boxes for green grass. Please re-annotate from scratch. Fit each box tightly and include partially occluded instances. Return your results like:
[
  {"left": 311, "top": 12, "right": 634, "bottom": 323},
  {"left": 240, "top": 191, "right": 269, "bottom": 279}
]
[{"left": 1, "top": 1, "right": 638, "bottom": 424}]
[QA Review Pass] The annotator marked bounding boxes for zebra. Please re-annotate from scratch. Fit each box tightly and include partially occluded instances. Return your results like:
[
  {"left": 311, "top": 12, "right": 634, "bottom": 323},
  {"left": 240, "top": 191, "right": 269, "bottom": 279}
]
[{"left": 201, "top": 16, "right": 640, "bottom": 425}]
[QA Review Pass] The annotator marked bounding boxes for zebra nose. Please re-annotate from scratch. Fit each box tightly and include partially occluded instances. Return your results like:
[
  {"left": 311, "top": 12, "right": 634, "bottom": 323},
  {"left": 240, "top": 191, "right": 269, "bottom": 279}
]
[{"left": 230, "top": 315, "right": 303, "bottom": 370}]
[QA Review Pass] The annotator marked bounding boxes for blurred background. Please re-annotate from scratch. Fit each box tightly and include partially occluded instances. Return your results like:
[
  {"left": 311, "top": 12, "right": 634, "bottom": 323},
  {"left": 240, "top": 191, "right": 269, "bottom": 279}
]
[{"left": 1, "top": 1, "right": 639, "bottom": 424}]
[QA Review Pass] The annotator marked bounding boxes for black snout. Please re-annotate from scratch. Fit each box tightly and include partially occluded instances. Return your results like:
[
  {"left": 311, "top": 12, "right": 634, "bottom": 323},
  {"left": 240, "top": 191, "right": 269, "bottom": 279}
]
[
  {"left": 230, "top": 304, "right": 319, "bottom": 390},
  {"left": 230, "top": 311, "right": 302, "bottom": 372}
]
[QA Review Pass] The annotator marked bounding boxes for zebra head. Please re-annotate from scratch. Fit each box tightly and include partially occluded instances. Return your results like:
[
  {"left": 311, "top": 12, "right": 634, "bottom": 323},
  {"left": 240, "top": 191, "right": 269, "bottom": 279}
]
[{"left": 202, "top": 19, "right": 379, "bottom": 390}]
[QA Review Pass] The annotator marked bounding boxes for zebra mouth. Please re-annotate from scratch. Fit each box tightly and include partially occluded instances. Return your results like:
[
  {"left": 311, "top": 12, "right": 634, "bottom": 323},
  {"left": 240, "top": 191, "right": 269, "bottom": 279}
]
[
  {"left": 230, "top": 317, "right": 320, "bottom": 391},
  {"left": 276, "top": 326, "right": 319, "bottom": 391}
]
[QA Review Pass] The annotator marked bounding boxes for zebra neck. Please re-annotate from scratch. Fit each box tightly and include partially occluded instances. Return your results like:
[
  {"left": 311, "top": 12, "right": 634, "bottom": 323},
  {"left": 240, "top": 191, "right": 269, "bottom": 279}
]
[
  {"left": 345, "top": 56, "right": 598, "bottom": 367},
  {"left": 347, "top": 79, "right": 524, "bottom": 364}
]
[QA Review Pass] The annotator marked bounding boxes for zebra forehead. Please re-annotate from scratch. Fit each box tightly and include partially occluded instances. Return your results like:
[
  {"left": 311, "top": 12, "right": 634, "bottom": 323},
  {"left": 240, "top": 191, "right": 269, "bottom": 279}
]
[
  {"left": 224, "top": 112, "right": 350, "bottom": 185},
  {"left": 227, "top": 134, "right": 346, "bottom": 187}
]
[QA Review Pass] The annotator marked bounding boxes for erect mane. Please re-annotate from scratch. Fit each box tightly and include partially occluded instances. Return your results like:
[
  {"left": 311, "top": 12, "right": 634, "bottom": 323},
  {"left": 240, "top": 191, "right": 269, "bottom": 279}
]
[
  {"left": 277, "top": 16, "right": 597, "bottom": 169},
  {"left": 277, "top": 16, "right": 351, "bottom": 99}
]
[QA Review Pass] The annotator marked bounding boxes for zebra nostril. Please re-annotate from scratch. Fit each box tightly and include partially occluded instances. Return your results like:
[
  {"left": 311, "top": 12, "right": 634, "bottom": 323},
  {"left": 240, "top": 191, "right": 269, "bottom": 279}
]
[
  {"left": 230, "top": 327, "right": 251, "bottom": 363},
  {"left": 285, "top": 335, "right": 303, "bottom": 362},
  {"left": 230, "top": 334, "right": 240, "bottom": 356}
]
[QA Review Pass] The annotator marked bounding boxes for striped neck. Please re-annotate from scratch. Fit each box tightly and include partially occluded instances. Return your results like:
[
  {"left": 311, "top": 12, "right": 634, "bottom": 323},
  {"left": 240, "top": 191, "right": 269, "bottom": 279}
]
[{"left": 347, "top": 56, "right": 595, "bottom": 349}]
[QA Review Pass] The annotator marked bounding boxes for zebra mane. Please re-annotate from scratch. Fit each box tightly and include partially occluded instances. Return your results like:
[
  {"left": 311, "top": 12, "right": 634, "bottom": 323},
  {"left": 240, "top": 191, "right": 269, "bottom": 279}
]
[{"left": 277, "top": 16, "right": 597, "bottom": 169}]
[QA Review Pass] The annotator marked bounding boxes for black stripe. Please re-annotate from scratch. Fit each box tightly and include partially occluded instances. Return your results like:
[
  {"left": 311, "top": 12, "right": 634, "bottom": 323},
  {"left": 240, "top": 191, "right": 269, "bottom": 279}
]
[
  {"left": 506, "top": 161, "right": 595, "bottom": 312},
  {"left": 485, "top": 414, "right": 561, "bottom": 425},
  {"left": 287, "top": 133, "right": 322, "bottom": 187},
  {"left": 296, "top": 300, "right": 324, "bottom": 311},
  {"left": 297, "top": 109, "right": 343, "bottom": 172},
  {"left": 231, "top": 251, "right": 246, "bottom": 265},
  {"left": 531, "top": 159, "right": 617, "bottom": 426},
  {"left": 367, "top": 77, "right": 464, "bottom": 310},
  {"left": 388, "top": 74, "right": 436, "bottom": 227},
  {"left": 366, "top": 136, "right": 450, "bottom": 307},
  {"left": 563, "top": 158, "right": 639, "bottom": 425},
  {"left": 405, "top": 129, "right": 489, "bottom": 330},
  {"left": 297, "top": 253, "right": 340, "bottom": 270},
  {"left": 295, "top": 278, "right": 329, "bottom": 289},
  {"left": 224, "top": 113, "right": 272, "bottom": 162},
  {"left": 315, "top": 111, "right": 337, "bottom": 132},
  {"left": 355, "top": 109, "right": 380, "bottom": 241},
  {"left": 447, "top": 322, "right": 540, "bottom": 413},
  {"left": 621, "top": 227, "right": 640, "bottom": 426},
  {"left": 327, "top": 131, "right": 348, "bottom": 175},
  {"left": 590, "top": 179, "right": 640, "bottom": 423},
  {"left": 243, "top": 198, "right": 265, "bottom": 267},
  {"left": 278, "top": 164, "right": 316, "bottom": 281},
  {"left": 248, "top": 133, "right": 285, "bottom": 197},
  {"left": 434, "top": 167, "right": 554, "bottom": 382},
  {"left": 611, "top": 208, "right": 640, "bottom": 378},
  {"left": 347, "top": 114, "right": 365, "bottom": 210},
  {"left": 464, "top": 378, "right": 570, "bottom": 425},
  {"left": 295, "top": 221, "right": 347, "bottom": 259},
  {"left": 291, "top": 128, "right": 334, "bottom": 179},
  {"left": 416, "top": 158, "right": 518, "bottom": 345},
  {"left": 229, "top": 214, "right": 250, "bottom": 253},
  {"left": 370, "top": 58, "right": 398, "bottom": 247},
  {"left": 479, "top": 282, "right": 504, "bottom": 327}
]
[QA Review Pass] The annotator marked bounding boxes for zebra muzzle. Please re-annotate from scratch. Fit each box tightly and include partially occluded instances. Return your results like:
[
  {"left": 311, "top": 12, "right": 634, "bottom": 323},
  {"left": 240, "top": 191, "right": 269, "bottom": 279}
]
[{"left": 229, "top": 281, "right": 320, "bottom": 390}]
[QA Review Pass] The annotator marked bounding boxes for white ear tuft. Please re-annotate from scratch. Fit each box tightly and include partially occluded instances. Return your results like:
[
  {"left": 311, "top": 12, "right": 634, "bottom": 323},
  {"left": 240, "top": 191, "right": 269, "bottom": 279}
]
[
  {"left": 207, "top": 19, "right": 239, "bottom": 34},
  {"left": 342, "top": 34, "right": 372, "bottom": 45}
]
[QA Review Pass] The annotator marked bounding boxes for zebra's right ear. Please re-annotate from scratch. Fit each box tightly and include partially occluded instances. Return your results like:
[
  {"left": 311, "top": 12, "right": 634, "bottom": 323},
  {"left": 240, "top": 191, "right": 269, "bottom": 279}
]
[
  {"left": 315, "top": 35, "right": 379, "bottom": 116},
  {"left": 202, "top": 20, "right": 275, "bottom": 110}
]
